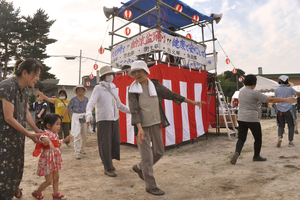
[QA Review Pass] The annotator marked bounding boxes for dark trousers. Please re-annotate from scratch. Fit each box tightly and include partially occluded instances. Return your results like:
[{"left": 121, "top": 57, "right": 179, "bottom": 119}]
[
  {"left": 97, "top": 120, "right": 120, "bottom": 170},
  {"left": 277, "top": 110, "right": 294, "bottom": 141},
  {"left": 235, "top": 121, "right": 262, "bottom": 158}
]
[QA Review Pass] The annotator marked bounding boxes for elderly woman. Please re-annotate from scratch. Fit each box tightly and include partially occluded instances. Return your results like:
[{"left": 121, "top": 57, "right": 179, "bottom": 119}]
[
  {"left": 62, "top": 84, "right": 88, "bottom": 160},
  {"left": 275, "top": 75, "right": 300, "bottom": 147},
  {"left": 128, "top": 60, "right": 205, "bottom": 196},
  {"left": 0, "top": 59, "right": 43, "bottom": 200},
  {"left": 230, "top": 74, "right": 297, "bottom": 165},
  {"left": 86, "top": 66, "right": 130, "bottom": 177}
]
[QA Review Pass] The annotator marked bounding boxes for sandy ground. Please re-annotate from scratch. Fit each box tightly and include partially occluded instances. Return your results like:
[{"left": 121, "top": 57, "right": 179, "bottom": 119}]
[{"left": 18, "top": 116, "right": 300, "bottom": 200}]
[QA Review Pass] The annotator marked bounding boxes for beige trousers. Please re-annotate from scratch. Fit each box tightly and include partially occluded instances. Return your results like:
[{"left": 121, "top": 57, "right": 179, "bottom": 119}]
[
  {"left": 137, "top": 124, "right": 164, "bottom": 189},
  {"left": 71, "top": 113, "right": 87, "bottom": 155}
]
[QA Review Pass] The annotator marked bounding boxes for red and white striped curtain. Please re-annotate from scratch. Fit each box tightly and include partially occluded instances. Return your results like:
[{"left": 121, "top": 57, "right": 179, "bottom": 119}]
[{"left": 114, "top": 63, "right": 210, "bottom": 147}]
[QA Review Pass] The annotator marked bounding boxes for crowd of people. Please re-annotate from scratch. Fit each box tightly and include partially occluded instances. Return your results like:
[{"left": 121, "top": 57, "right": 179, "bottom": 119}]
[{"left": 0, "top": 58, "right": 299, "bottom": 199}]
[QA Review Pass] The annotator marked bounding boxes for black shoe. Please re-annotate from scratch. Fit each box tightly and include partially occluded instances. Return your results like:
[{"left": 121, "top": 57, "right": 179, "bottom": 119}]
[
  {"left": 104, "top": 169, "right": 116, "bottom": 177},
  {"left": 132, "top": 164, "right": 144, "bottom": 180},
  {"left": 230, "top": 153, "right": 239, "bottom": 165},
  {"left": 253, "top": 156, "right": 267, "bottom": 162},
  {"left": 146, "top": 187, "right": 165, "bottom": 195}
]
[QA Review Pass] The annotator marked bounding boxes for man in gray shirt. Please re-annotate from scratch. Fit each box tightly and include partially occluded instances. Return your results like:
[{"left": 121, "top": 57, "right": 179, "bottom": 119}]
[{"left": 230, "top": 74, "right": 296, "bottom": 165}]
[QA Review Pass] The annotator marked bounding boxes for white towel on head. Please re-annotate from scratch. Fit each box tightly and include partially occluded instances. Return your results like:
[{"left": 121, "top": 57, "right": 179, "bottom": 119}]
[{"left": 128, "top": 78, "right": 157, "bottom": 96}]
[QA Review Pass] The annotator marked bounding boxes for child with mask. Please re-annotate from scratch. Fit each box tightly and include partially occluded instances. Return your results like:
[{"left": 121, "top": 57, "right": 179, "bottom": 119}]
[{"left": 86, "top": 65, "right": 130, "bottom": 177}]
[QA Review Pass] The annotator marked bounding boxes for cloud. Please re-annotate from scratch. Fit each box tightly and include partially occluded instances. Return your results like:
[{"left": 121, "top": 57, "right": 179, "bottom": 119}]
[{"left": 212, "top": 0, "right": 300, "bottom": 75}]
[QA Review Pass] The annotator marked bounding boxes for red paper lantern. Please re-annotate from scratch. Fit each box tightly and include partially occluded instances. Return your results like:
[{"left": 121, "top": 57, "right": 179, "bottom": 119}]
[
  {"left": 232, "top": 68, "right": 237, "bottom": 74},
  {"left": 124, "top": 27, "right": 131, "bottom": 36},
  {"left": 93, "top": 64, "right": 98, "bottom": 70},
  {"left": 123, "top": 10, "right": 132, "bottom": 20},
  {"left": 89, "top": 73, "right": 94, "bottom": 79},
  {"left": 192, "top": 15, "right": 199, "bottom": 24},
  {"left": 238, "top": 77, "right": 243, "bottom": 82},
  {"left": 226, "top": 58, "right": 230, "bottom": 64},
  {"left": 86, "top": 81, "right": 90, "bottom": 86},
  {"left": 186, "top": 33, "right": 192, "bottom": 39},
  {"left": 174, "top": 4, "right": 183, "bottom": 13},
  {"left": 98, "top": 46, "right": 105, "bottom": 54}
]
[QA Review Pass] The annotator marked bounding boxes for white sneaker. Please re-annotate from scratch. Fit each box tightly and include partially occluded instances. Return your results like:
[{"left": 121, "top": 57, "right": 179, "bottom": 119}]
[{"left": 75, "top": 154, "right": 81, "bottom": 160}]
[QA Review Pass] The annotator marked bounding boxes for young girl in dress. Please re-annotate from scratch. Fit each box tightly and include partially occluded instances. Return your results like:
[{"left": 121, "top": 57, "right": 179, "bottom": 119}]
[{"left": 32, "top": 113, "right": 72, "bottom": 200}]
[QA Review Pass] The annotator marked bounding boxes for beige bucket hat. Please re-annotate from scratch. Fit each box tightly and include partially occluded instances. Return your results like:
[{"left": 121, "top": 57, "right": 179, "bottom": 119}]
[
  {"left": 128, "top": 60, "right": 150, "bottom": 77},
  {"left": 73, "top": 84, "right": 87, "bottom": 94},
  {"left": 100, "top": 65, "right": 115, "bottom": 78}
]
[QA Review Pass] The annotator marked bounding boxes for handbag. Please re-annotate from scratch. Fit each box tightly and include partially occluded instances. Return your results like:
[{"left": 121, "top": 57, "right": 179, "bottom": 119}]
[{"left": 79, "top": 115, "right": 86, "bottom": 123}]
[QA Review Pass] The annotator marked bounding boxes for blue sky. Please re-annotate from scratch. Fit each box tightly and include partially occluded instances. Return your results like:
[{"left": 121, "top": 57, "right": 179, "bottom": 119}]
[{"left": 11, "top": 0, "right": 300, "bottom": 85}]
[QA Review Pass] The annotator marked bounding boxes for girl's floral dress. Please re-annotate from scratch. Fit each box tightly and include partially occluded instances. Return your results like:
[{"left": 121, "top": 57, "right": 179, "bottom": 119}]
[{"left": 33, "top": 130, "right": 63, "bottom": 176}]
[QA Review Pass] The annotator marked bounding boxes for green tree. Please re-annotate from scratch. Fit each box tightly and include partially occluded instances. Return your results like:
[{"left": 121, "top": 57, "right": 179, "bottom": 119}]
[
  {"left": 0, "top": 0, "right": 22, "bottom": 81},
  {"left": 19, "top": 8, "right": 57, "bottom": 81},
  {"left": 218, "top": 68, "right": 245, "bottom": 102}
]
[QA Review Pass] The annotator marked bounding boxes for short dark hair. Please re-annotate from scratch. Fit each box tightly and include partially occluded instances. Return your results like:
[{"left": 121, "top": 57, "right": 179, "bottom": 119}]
[
  {"left": 244, "top": 74, "right": 257, "bottom": 86},
  {"left": 43, "top": 113, "right": 61, "bottom": 128},
  {"left": 58, "top": 90, "right": 67, "bottom": 99},
  {"left": 278, "top": 79, "right": 289, "bottom": 85}
]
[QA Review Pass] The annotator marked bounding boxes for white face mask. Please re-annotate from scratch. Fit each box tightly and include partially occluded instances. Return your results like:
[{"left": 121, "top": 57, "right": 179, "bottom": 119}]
[
  {"left": 106, "top": 75, "right": 114, "bottom": 83},
  {"left": 59, "top": 96, "right": 66, "bottom": 100}
]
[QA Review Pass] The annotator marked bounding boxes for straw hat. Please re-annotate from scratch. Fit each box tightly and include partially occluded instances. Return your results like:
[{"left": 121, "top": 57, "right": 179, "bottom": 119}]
[
  {"left": 100, "top": 65, "right": 115, "bottom": 78},
  {"left": 128, "top": 60, "right": 150, "bottom": 77},
  {"left": 73, "top": 84, "right": 87, "bottom": 94}
]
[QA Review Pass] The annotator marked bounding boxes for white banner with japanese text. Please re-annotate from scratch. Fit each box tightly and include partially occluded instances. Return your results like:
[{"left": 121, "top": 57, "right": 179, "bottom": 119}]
[{"left": 111, "top": 29, "right": 207, "bottom": 69}]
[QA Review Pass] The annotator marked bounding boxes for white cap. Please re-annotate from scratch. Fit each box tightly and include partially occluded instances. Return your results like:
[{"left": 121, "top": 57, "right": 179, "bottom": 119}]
[
  {"left": 128, "top": 60, "right": 150, "bottom": 77},
  {"left": 279, "top": 75, "right": 289, "bottom": 82}
]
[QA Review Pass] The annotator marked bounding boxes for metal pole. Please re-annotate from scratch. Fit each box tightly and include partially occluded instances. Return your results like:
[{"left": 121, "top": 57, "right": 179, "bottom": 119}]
[
  {"left": 236, "top": 74, "right": 238, "bottom": 91},
  {"left": 111, "top": 16, "right": 114, "bottom": 47},
  {"left": 79, "top": 49, "right": 82, "bottom": 84},
  {"left": 113, "top": 7, "right": 157, "bottom": 33}
]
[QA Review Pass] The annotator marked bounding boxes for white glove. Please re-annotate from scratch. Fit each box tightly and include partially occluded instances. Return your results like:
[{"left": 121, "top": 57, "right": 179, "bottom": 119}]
[{"left": 86, "top": 114, "right": 93, "bottom": 123}]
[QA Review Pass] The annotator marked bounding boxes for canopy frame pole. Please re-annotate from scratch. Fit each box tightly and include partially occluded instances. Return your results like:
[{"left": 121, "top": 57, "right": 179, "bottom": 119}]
[
  {"left": 155, "top": 0, "right": 212, "bottom": 27},
  {"left": 113, "top": 6, "right": 158, "bottom": 34},
  {"left": 121, "top": 2, "right": 181, "bottom": 30},
  {"left": 111, "top": 15, "right": 115, "bottom": 47},
  {"left": 109, "top": 26, "right": 156, "bottom": 49},
  {"left": 157, "top": 0, "right": 161, "bottom": 29},
  {"left": 116, "top": 0, "right": 141, "bottom": 16}
]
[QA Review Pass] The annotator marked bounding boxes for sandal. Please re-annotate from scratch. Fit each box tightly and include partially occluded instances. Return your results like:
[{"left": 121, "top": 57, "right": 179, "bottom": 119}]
[{"left": 14, "top": 188, "right": 23, "bottom": 199}]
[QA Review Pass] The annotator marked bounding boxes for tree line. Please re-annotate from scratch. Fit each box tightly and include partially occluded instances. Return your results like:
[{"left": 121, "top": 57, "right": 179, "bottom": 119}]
[
  {"left": 217, "top": 68, "right": 245, "bottom": 103},
  {"left": 0, "top": 0, "right": 56, "bottom": 83}
]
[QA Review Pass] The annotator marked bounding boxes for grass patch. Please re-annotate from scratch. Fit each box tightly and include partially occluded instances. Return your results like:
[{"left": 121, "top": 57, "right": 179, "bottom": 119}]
[{"left": 241, "top": 148, "right": 253, "bottom": 153}]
